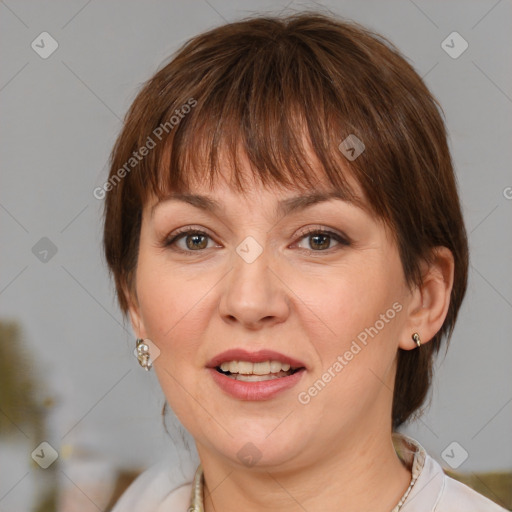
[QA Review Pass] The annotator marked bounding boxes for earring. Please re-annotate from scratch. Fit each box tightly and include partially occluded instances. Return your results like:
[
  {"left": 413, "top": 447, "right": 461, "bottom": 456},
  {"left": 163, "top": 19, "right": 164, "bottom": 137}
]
[
  {"left": 412, "top": 332, "right": 421, "bottom": 348},
  {"left": 136, "top": 338, "right": 153, "bottom": 371}
]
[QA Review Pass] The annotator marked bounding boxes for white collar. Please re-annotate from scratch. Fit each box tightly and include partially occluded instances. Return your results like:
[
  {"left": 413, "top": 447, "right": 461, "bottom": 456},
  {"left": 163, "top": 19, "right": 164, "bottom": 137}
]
[{"left": 188, "top": 432, "right": 427, "bottom": 511}]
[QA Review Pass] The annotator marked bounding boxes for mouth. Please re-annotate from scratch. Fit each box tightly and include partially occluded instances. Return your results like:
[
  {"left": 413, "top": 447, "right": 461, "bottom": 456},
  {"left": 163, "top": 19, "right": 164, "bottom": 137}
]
[
  {"left": 206, "top": 349, "right": 307, "bottom": 400},
  {"left": 215, "top": 360, "right": 305, "bottom": 382}
]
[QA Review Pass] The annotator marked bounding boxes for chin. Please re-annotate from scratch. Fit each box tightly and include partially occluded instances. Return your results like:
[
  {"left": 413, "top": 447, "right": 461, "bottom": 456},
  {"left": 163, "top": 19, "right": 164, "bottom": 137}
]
[{"left": 212, "top": 426, "right": 309, "bottom": 470}]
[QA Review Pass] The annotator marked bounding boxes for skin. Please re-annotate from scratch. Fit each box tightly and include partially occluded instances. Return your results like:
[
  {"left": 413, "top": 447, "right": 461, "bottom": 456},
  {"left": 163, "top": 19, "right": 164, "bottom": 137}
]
[{"left": 126, "top": 150, "right": 454, "bottom": 512}]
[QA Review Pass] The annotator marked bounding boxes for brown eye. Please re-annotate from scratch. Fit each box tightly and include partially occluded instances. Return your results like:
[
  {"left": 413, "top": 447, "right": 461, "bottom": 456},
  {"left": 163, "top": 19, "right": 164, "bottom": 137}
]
[
  {"left": 295, "top": 229, "right": 350, "bottom": 252},
  {"left": 164, "top": 229, "right": 216, "bottom": 253},
  {"left": 308, "top": 233, "right": 331, "bottom": 250},
  {"left": 183, "top": 232, "right": 209, "bottom": 250}
]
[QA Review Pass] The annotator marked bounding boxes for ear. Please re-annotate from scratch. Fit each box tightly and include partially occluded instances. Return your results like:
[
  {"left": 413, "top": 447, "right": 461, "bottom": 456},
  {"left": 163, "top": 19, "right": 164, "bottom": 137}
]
[
  {"left": 398, "top": 246, "right": 455, "bottom": 350},
  {"left": 122, "top": 281, "right": 147, "bottom": 340}
]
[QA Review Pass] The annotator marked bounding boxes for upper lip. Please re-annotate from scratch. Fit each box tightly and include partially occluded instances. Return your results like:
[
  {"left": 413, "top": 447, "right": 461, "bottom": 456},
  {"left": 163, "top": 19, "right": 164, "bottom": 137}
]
[{"left": 206, "top": 349, "right": 307, "bottom": 370}]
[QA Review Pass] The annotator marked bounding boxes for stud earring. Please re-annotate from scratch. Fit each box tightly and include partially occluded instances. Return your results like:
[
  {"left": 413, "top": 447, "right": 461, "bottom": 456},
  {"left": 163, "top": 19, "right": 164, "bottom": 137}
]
[
  {"left": 412, "top": 332, "right": 421, "bottom": 348},
  {"left": 136, "top": 338, "right": 153, "bottom": 371}
]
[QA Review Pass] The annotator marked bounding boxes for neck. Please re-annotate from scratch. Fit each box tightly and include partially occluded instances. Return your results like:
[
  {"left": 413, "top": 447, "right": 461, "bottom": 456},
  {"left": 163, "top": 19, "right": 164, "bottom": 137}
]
[{"left": 199, "top": 426, "right": 412, "bottom": 512}]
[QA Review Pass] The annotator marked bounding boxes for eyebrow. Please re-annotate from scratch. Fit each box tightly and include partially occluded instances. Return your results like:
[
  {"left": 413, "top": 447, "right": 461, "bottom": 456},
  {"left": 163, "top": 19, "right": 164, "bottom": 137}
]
[{"left": 151, "top": 191, "right": 364, "bottom": 218}]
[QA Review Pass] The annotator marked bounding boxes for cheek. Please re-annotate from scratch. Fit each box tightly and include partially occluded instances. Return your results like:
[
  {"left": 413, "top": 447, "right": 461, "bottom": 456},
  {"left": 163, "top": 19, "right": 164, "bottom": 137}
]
[
  {"left": 294, "top": 256, "right": 405, "bottom": 395},
  {"left": 134, "top": 258, "right": 214, "bottom": 428},
  {"left": 292, "top": 298, "right": 403, "bottom": 428},
  {"left": 295, "top": 258, "right": 402, "bottom": 347},
  {"left": 134, "top": 253, "right": 202, "bottom": 348}
]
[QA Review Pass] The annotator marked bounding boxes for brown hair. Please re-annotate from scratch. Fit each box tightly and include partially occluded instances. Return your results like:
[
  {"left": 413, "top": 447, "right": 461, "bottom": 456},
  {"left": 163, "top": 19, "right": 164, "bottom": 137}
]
[{"left": 102, "top": 12, "right": 469, "bottom": 429}]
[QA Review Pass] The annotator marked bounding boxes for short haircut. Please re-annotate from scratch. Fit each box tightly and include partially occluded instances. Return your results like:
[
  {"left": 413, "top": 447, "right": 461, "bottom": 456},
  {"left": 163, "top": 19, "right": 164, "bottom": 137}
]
[{"left": 102, "top": 12, "right": 469, "bottom": 429}]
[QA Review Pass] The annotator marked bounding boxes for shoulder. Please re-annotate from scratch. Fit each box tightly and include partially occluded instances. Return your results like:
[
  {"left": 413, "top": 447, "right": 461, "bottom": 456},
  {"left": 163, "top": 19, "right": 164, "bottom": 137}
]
[
  {"left": 402, "top": 440, "right": 507, "bottom": 512},
  {"left": 435, "top": 471, "right": 508, "bottom": 511},
  {"left": 110, "top": 460, "right": 193, "bottom": 512}
]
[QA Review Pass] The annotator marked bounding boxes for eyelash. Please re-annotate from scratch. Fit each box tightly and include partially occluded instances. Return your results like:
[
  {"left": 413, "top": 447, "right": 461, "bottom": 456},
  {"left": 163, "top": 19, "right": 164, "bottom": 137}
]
[{"left": 161, "top": 225, "right": 350, "bottom": 255}]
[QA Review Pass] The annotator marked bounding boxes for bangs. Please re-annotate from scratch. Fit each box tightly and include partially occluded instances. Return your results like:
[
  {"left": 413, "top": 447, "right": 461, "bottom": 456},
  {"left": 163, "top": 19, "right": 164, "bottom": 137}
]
[{"left": 129, "top": 25, "right": 371, "bottom": 211}]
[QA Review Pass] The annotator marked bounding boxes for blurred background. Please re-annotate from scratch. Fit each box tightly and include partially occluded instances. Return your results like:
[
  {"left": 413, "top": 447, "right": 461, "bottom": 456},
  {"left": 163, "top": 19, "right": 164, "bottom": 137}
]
[{"left": 1, "top": 0, "right": 511, "bottom": 510}]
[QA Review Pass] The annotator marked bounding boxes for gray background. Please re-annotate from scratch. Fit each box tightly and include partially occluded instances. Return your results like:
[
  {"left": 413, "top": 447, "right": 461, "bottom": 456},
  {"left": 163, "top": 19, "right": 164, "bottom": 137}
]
[{"left": 1, "top": 0, "right": 511, "bottom": 510}]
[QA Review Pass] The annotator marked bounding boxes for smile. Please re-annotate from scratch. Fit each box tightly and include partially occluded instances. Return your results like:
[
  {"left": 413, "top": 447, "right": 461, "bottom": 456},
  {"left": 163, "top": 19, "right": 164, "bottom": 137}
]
[
  {"left": 216, "top": 360, "right": 302, "bottom": 382},
  {"left": 210, "top": 364, "right": 306, "bottom": 400},
  {"left": 206, "top": 349, "right": 307, "bottom": 400}
]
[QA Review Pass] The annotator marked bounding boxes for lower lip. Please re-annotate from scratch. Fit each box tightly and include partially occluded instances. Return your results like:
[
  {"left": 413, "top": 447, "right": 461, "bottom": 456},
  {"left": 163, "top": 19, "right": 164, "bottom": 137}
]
[{"left": 208, "top": 368, "right": 306, "bottom": 401}]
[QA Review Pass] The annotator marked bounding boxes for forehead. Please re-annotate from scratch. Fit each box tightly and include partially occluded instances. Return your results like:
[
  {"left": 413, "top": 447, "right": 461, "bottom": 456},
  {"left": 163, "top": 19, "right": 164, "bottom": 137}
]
[
  {"left": 149, "top": 168, "right": 372, "bottom": 223},
  {"left": 148, "top": 142, "right": 371, "bottom": 217}
]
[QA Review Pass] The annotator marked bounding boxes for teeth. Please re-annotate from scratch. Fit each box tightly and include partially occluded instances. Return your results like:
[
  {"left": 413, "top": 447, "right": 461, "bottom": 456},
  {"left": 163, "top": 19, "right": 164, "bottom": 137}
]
[
  {"left": 233, "top": 374, "right": 282, "bottom": 382},
  {"left": 253, "top": 361, "right": 270, "bottom": 375},
  {"left": 218, "top": 360, "right": 294, "bottom": 375},
  {"left": 228, "top": 370, "right": 292, "bottom": 382},
  {"left": 238, "top": 361, "right": 253, "bottom": 374},
  {"left": 270, "top": 361, "right": 282, "bottom": 373},
  {"left": 219, "top": 362, "right": 231, "bottom": 372}
]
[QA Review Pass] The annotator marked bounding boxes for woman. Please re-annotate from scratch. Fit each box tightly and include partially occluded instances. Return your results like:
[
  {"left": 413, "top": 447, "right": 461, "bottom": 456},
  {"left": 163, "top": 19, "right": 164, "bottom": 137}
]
[{"left": 103, "top": 12, "right": 506, "bottom": 512}]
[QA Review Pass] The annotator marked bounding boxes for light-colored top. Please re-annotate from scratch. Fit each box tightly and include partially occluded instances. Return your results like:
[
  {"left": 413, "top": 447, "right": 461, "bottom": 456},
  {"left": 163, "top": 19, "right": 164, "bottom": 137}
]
[{"left": 111, "top": 433, "right": 507, "bottom": 511}]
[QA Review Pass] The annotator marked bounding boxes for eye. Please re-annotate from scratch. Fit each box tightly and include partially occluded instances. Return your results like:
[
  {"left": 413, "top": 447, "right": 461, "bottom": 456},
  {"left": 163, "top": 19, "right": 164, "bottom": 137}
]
[
  {"left": 163, "top": 227, "right": 218, "bottom": 253},
  {"left": 161, "top": 226, "right": 350, "bottom": 254},
  {"left": 294, "top": 227, "right": 350, "bottom": 252}
]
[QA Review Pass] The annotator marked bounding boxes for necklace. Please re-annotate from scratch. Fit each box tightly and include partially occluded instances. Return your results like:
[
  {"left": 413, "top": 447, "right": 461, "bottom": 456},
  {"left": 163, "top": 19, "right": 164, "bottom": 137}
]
[
  {"left": 392, "top": 434, "right": 425, "bottom": 512},
  {"left": 392, "top": 463, "right": 420, "bottom": 511},
  {"left": 190, "top": 434, "right": 426, "bottom": 511}
]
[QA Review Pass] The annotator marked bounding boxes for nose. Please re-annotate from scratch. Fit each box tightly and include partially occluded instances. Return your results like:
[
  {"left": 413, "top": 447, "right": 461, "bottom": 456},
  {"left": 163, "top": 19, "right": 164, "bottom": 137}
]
[{"left": 218, "top": 239, "right": 290, "bottom": 330}]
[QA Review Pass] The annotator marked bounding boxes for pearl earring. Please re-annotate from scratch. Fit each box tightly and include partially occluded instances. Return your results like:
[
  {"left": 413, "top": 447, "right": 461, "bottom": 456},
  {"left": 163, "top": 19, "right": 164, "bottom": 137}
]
[{"left": 136, "top": 338, "right": 153, "bottom": 371}]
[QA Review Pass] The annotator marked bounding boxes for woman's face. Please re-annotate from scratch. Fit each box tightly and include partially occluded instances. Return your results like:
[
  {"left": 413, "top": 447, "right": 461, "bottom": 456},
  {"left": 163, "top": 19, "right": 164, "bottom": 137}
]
[{"left": 129, "top": 153, "right": 418, "bottom": 471}]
